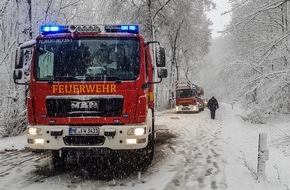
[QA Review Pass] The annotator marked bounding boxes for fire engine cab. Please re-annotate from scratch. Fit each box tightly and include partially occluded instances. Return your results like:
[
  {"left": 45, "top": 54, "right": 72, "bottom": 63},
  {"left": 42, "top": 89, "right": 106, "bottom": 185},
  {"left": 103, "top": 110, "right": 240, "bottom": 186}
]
[
  {"left": 13, "top": 24, "right": 167, "bottom": 171},
  {"left": 175, "top": 81, "right": 204, "bottom": 113}
]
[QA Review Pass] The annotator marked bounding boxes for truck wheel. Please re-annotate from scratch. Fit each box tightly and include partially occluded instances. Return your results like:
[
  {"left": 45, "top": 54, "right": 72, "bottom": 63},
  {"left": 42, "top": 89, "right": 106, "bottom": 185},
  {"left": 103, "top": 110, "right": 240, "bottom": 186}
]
[
  {"left": 52, "top": 150, "right": 67, "bottom": 172},
  {"left": 144, "top": 138, "right": 154, "bottom": 165},
  {"left": 108, "top": 153, "right": 132, "bottom": 178},
  {"left": 135, "top": 109, "right": 154, "bottom": 172},
  {"left": 136, "top": 136, "right": 154, "bottom": 172}
]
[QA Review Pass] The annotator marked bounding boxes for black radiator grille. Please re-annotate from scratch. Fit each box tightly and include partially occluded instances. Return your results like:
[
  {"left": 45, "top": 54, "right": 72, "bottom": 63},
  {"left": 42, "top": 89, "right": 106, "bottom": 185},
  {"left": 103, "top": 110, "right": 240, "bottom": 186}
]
[
  {"left": 63, "top": 136, "right": 105, "bottom": 146},
  {"left": 46, "top": 97, "right": 123, "bottom": 117}
]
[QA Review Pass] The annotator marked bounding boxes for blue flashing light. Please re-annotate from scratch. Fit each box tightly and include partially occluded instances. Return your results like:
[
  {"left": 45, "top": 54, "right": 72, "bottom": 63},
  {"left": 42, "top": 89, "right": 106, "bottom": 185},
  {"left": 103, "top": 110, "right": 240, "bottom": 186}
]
[
  {"left": 105, "top": 25, "right": 139, "bottom": 34},
  {"left": 120, "top": 25, "right": 129, "bottom": 30},
  {"left": 50, "top": 26, "right": 60, "bottom": 31},
  {"left": 40, "top": 25, "right": 68, "bottom": 35},
  {"left": 42, "top": 26, "right": 50, "bottom": 32},
  {"left": 129, "top": 25, "right": 137, "bottom": 30}
]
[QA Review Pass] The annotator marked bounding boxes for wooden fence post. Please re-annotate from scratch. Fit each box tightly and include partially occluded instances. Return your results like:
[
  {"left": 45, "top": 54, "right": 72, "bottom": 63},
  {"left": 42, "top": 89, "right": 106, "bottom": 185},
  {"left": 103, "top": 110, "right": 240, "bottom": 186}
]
[{"left": 257, "top": 133, "right": 269, "bottom": 180}]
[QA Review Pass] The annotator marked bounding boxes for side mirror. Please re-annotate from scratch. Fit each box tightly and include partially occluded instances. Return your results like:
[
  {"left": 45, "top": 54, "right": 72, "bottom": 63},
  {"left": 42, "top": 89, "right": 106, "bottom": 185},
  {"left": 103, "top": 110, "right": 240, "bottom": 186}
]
[
  {"left": 13, "top": 69, "right": 29, "bottom": 85},
  {"left": 13, "top": 40, "right": 36, "bottom": 85},
  {"left": 158, "top": 68, "right": 168, "bottom": 78},
  {"left": 147, "top": 68, "right": 167, "bottom": 85},
  {"left": 15, "top": 47, "right": 24, "bottom": 69},
  {"left": 13, "top": 69, "right": 23, "bottom": 81},
  {"left": 156, "top": 46, "right": 166, "bottom": 67}
]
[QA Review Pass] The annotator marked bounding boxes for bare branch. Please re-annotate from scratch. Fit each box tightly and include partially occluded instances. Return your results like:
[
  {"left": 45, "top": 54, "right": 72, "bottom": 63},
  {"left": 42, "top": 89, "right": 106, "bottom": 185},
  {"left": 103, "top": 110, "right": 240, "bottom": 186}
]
[
  {"left": 229, "top": 0, "right": 287, "bottom": 31},
  {"left": 153, "top": 0, "right": 173, "bottom": 20},
  {"left": 0, "top": 38, "right": 17, "bottom": 66},
  {"left": 0, "top": 0, "right": 10, "bottom": 19}
]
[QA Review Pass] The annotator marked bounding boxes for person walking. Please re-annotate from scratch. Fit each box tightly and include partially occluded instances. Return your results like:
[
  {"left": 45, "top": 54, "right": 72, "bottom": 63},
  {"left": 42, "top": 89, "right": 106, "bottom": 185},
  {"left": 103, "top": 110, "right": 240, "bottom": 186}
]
[{"left": 208, "top": 96, "right": 219, "bottom": 119}]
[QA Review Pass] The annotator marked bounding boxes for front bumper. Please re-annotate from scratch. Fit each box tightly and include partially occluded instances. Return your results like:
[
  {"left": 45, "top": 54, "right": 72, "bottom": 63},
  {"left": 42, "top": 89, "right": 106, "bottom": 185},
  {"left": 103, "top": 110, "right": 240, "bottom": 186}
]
[
  {"left": 176, "top": 105, "right": 199, "bottom": 112},
  {"left": 27, "top": 124, "right": 149, "bottom": 150}
]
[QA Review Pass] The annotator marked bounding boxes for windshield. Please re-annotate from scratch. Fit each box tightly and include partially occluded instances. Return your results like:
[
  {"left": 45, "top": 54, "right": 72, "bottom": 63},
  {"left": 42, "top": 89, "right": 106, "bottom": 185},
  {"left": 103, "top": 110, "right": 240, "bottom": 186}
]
[
  {"left": 35, "top": 37, "right": 140, "bottom": 81},
  {"left": 176, "top": 89, "right": 196, "bottom": 98}
]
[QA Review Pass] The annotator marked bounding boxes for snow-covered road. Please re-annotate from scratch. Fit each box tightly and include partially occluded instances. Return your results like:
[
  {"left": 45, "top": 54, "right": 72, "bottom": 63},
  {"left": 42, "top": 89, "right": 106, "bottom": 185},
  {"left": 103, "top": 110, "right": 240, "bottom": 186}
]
[
  {"left": 0, "top": 103, "right": 289, "bottom": 190},
  {"left": 156, "top": 110, "right": 226, "bottom": 190}
]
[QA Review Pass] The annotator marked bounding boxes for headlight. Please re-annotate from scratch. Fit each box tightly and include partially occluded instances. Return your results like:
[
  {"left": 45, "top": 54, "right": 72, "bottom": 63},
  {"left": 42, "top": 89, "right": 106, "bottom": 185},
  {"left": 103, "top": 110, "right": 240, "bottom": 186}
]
[
  {"left": 134, "top": 128, "right": 145, "bottom": 136},
  {"left": 126, "top": 139, "right": 137, "bottom": 144},
  {"left": 127, "top": 128, "right": 146, "bottom": 136},
  {"left": 126, "top": 138, "right": 146, "bottom": 144},
  {"left": 28, "top": 138, "right": 45, "bottom": 144},
  {"left": 34, "top": 139, "right": 45, "bottom": 144},
  {"left": 28, "top": 128, "right": 42, "bottom": 135}
]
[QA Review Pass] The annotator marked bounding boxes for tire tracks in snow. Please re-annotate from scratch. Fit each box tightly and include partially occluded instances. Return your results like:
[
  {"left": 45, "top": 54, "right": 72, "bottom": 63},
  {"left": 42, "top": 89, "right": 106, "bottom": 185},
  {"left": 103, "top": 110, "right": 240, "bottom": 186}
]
[
  {"left": 0, "top": 149, "right": 51, "bottom": 190},
  {"left": 157, "top": 111, "right": 228, "bottom": 189}
]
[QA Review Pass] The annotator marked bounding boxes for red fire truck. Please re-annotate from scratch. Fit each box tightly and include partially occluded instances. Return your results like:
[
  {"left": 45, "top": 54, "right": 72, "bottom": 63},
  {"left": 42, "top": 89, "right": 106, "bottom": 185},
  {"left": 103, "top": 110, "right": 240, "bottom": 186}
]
[
  {"left": 13, "top": 24, "right": 167, "bottom": 171},
  {"left": 175, "top": 81, "right": 204, "bottom": 113}
]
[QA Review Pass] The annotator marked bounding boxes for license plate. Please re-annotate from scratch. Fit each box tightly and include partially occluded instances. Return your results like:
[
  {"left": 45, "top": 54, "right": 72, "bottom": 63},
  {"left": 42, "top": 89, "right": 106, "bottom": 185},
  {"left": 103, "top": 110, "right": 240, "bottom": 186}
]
[{"left": 69, "top": 127, "right": 99, "bottom": 135}]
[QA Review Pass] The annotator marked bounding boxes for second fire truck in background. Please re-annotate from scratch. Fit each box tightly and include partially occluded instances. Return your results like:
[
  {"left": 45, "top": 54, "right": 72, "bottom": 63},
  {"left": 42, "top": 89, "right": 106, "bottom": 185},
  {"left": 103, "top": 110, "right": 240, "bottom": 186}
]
[{"left": 175, "top": 81, "right": 204, "bottom": 113}]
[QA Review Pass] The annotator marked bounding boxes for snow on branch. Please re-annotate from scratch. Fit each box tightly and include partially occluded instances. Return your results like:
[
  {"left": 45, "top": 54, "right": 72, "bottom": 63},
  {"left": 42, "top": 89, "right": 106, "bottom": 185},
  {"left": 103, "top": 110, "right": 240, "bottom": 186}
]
[
  {"left": 19, "top": 40, "right": 36, "bottom": 48},
  {"left": 57, "top": 0, "right": 82, "bottom": 11},
  {"left": 229, "top": 0, "right": 287, "bottom": 31},
  {"left": 228, "top": 30, "right": 290, "bottom": 80},
  {"left": 0, "top": 38, "right": 17, "bottom": 67},
  {"left": 0, "top": 0, "right": 10, "bottom": 19},
  {"left": 0, "top": 91, "right": 18, "bottom": 100},
  {"left": 153, "top": 0, "right": 173, "bottom": 20},
  {"left": 254, "top": 30, "right": 290, "bottom": 68},
  {"left": 222, "top": 0, "right": 250, "bottom": 15},
  {"left": 262, "top": 30, "right": 290, "bottom": 57}
]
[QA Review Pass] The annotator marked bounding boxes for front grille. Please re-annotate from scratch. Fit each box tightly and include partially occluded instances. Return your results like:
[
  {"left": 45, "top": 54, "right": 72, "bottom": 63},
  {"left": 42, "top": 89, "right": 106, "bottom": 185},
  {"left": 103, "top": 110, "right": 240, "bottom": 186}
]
[
  {"left": 46, "top": 96, "right": 123, "bottom": 117},
  {"left": 66, "top": 148, "right": 112, "bottom": 158},
  {"left": 64, "top": 136, "right": 105, "bottom": 146}
]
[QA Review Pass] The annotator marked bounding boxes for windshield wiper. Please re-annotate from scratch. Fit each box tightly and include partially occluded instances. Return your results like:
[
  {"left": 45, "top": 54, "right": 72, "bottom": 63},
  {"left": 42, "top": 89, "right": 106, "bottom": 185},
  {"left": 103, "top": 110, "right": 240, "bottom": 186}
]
[
  {"left": 52, "top": 76, "right": 79, "bottom": 81},
  {"left": 38, "top": 76, "right": 77, "bottom": 82},
  {"left": 85, "top": 75, "right": 120, "bottom": 81}
]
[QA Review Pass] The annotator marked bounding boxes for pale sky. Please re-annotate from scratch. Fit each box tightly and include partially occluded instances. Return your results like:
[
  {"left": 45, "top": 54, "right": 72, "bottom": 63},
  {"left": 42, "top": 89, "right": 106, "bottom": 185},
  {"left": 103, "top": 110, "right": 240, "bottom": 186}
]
[{"left": 207, "top": 0, "right": 231, "bottom": 38}]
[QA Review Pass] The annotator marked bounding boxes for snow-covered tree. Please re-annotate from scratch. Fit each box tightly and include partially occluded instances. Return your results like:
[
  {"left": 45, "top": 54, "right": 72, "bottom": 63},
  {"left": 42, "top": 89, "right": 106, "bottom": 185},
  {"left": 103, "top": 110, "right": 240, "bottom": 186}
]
[
  {"left": 0, "top": 0, "right": 33, "bottom": 136},
  {"left": 0, "top": 0, "right": 85, "bottom": 136},
  {"left": 220, "top": 0, "right": 290, "bottom": 121}
]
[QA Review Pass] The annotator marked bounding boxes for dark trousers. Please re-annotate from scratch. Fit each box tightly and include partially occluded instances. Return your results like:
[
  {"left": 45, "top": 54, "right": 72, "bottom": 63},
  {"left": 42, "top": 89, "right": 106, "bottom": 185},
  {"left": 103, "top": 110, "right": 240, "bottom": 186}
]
[{"left": 210, "top": 110, "right": 216, "bottom": 119}]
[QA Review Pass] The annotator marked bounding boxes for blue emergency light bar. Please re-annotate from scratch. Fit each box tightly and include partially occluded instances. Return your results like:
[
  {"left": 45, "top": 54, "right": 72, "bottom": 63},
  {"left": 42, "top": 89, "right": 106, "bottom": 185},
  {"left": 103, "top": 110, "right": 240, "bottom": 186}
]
[
  {"left": 105, "top": 25, "right": 139, "bottom": 34},
  {"left": 42, "top": 26, "right": 59, "bottom": 32},
  {"left": 40, "top": 25, "right": 69, "bottom": 34},
  {"left": 40, "top": 24, "right": 138, "bottom": 35}
]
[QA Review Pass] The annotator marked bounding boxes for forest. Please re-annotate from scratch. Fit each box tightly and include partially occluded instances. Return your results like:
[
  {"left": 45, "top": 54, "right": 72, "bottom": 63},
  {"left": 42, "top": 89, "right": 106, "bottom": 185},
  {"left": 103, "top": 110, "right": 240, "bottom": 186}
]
[{"left": 0, "top": 0, "right": 290, "bottom": 137}]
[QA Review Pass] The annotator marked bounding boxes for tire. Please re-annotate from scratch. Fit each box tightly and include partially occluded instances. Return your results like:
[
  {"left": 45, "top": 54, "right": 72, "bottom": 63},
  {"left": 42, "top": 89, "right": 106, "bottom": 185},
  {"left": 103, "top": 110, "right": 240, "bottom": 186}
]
[
  {"left": 146, "top": 109, "right": 155, "bottom": 167},
  {"left": 52, "top": 150, "right": 67, "bottom": 172},
  {"left": 134, "top": 132, "right": 155, "bottom": 172},
  {"left": 143, "top": 137, "right": 155, "bottom": 166},
  {"left": 136, "top": 109, "right": 155, "bottom": 172},
  {"left": 108, "top": 152, "right": 133, "bottom": 178}
]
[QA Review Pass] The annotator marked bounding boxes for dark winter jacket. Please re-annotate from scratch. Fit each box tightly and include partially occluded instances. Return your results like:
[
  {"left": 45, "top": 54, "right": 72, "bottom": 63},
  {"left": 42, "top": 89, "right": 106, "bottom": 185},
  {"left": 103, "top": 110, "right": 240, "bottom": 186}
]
[{"left": 208, "top": 97, "right": 219, "bottom": 111}]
